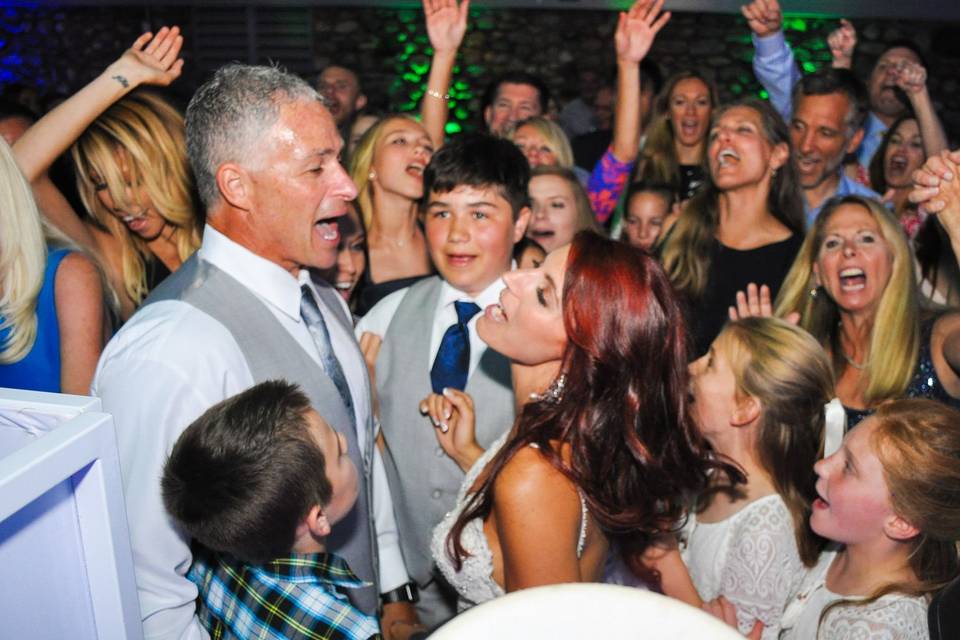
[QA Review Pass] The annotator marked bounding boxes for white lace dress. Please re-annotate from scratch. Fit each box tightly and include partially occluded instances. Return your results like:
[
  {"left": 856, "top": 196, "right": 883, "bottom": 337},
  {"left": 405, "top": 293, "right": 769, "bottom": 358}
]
[
  {"left": 431, "top": 433, "right": 588, "bottom": 611},
  {"left": 680, "top": 494, "right": 804, "bottom": 640},
  {"left": 779, "top": 550, "right": 929, "bottom": 640}
]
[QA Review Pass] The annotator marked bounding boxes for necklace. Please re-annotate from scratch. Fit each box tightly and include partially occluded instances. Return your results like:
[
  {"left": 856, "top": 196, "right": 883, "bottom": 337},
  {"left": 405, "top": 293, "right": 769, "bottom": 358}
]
[
  {"left": 842, "top": 351, "right": 870, "bottom": 370},
  {"left": 529, "top": 373, "right": 566, "bottom": 404}
]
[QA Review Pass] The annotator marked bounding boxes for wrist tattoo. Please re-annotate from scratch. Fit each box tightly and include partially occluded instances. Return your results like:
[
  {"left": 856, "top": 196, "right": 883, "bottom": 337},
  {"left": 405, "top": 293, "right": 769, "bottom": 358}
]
[{"left": 112, "top": 74, "right": 130, "bottom": 89}]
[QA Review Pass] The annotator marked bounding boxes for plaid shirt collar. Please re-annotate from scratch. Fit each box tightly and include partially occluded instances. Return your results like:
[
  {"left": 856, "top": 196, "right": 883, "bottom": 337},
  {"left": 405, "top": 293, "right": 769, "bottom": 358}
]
[{"left": 252, "top": 552, "right": 370, "bottom": 589}]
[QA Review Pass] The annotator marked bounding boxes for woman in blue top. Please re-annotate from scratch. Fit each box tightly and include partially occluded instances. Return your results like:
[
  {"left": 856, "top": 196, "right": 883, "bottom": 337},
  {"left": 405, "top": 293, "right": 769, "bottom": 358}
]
[{"left": 0, "top": 138, "right": 107, "bottom": 394}]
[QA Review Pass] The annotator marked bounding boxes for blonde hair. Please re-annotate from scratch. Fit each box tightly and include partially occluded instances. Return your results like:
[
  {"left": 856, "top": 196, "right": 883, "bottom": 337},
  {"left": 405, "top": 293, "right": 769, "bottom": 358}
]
[
  {"left": 508, "top": 116, "right": 575, "bottom": 169},
  {"left": 72, "top": 90, "right": 200, "bottom": 306},
  {"left": 661, "top": 99, "right": 804, "bottom": 299},
  {"left": 0, "top": 138, "right": 45, "bottom": 363},
  {"left": 530, "top": 165, "right": 599, "bottom": 234},
  {"left": 348, "top": 114, "right": 421, "bottom": 231},
  {"left": 720, "top": 317, "right": 833, "bottom": 566},
  {"left": 774, "top": 196, "right": 919, "bottom": 405}
]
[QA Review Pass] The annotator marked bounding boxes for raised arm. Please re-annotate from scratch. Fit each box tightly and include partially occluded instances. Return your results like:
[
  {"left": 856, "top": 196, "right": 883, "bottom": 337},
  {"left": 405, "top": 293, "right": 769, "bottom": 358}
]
[
  {"left": 588, "top": 0, "right": 669, "bottom": 224},
  {"left": 742, "top": 0, "right": 798, "bottom": 121},
  {"left": 13, "top": 27, "right": 183, "bottom": 182},
  {"left": 420, "top": 0, "right": 469, "bottom": 149},
  {"left": 895, "top": 60, "right": 948, "bottom": 159},
  {"left": 13, "top": 27, "right": 183, "bottom": 253},
  {"left": 611, "top": 0, "right": 670, "bottom": 163}
]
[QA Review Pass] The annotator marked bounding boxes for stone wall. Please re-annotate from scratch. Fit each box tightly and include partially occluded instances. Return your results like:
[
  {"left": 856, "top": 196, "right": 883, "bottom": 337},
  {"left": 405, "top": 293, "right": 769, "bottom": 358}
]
[{"left": 2, "top": 5, "right": 958, "bottom": 137}]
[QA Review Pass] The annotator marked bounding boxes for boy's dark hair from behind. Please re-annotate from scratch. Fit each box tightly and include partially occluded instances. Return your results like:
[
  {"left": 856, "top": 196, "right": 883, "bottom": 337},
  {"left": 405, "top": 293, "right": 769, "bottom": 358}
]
[
  {"left": 162, "top": 380, "right": 332, "bottom": 565},
  {"left": 421, "top": 133, "right": 531, "bottom": 218}
]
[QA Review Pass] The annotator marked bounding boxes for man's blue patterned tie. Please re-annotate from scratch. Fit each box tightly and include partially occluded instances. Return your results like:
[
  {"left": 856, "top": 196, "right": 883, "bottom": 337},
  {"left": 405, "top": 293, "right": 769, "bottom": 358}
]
[{"left": 430, "top": 300, "right": 482, "bottom": 394}]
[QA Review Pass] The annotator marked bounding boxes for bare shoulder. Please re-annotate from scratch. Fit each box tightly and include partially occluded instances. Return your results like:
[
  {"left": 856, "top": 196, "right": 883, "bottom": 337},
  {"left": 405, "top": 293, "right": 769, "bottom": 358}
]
[
  {"left": 933, "top": 310, "right": 960, "bottom": 338},
  {"left": 55, "top": 251, "right": 103, "bottom": 295},
  {"left": 494, "top": 444, "right": 579, "bottom": 509}
]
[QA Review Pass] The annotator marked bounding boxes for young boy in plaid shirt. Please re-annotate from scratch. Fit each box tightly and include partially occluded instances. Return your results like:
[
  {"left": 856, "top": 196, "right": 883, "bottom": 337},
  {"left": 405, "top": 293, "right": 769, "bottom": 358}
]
[{"left": 162, "top": 380, "right": 381, "bottom": 640}]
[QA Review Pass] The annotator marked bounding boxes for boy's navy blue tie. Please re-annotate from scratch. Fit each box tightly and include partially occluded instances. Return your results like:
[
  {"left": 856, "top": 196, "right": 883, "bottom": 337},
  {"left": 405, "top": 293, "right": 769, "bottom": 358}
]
[{"left": 430, "top": 300, "right": 482, "bottom": 394}]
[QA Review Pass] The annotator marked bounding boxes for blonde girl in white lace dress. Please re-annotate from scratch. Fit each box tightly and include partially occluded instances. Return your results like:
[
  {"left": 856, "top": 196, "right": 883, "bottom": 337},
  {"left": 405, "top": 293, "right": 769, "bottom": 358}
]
[
  {"left": 682, "top": 317, "right": 834, "bottom": 639},
  {"left": 776, "top": 399, "right": 960, "bottom": 640}
]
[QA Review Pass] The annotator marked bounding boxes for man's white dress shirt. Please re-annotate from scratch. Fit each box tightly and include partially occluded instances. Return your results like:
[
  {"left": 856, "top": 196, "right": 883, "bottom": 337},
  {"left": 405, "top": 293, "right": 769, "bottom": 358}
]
[{"left": 92, "top": 226, "right": 407, "bottom": 640}]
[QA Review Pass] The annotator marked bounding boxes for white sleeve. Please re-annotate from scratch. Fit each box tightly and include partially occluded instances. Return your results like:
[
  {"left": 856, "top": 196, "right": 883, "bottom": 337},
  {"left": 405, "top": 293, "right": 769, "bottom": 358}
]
[
  {"left": 372, "top": 445, "right": 411, "bottom": 592},
  {"left": 720, "top": 499, "right": 806, "bottom": 640},
  {"left": 91, "top": 305, "right": 251, "bottom": 640}
]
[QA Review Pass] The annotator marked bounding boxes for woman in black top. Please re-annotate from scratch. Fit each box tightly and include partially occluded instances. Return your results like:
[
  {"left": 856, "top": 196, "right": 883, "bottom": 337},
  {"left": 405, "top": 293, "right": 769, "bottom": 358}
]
[{"left": 660, "top": 99, "right": 804, "bottom": 356}]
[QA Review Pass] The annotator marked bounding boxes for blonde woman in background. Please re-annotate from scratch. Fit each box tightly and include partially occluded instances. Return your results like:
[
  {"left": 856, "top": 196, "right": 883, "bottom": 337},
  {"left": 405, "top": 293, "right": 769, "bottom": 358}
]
[
  {"left": 525, "top": 166, "right": 598, "bottom": 253},
  {"left": 13, "top": 26, "right": 199, "bottom": 321},
  {"left": 0, "top": 138, "right": 106, "bottom": 394},
  {"left": 772, "top": 195, "right": 960, "bottom": 427}
]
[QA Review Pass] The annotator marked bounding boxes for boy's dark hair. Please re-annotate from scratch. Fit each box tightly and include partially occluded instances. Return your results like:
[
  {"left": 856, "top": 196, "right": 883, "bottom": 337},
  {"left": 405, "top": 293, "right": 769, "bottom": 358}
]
[
  {"left": 481, "top": 71, "right": 551, "bottom": 114},
  {"left": 512, "top": 236, "right": 545, "bottom": 264},
  {"left": 421, "top": 133, "right": 531, "bottom": 217},
  {"left": 792, "top": 68, "right": 869, "bottom": 133},
  {"left": 162, "top": 380, "right": 333, "bottom": 565}
]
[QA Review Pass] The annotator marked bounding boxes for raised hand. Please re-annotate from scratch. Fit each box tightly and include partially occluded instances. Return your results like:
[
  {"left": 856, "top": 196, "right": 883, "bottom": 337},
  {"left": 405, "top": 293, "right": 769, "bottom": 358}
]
[
  {"left": 728, "top": 282, "right": 800, "bottom": 324},
  {"left": 419, "top": 387, "right": 484, "bottom": 472},
  {"left": 828, "top": 19, "right": 856, "bottom": 69},
  {"left": 910, "top": 149, "right": 960, "bottom": 214},
  {"left": 110, "top": 26, "right": 185, "bottom": 90},
  {"left": 424, "top": 0, "right": 469, "bottom": 55},
  {"left": 740, "top": 0, "right": 783, "bottom": 38},
  {"left": 894, "top": 60, "right": 928, "bottom": 96},
  {"left": 615, "top": 0, "right": 671, "bottom": 64}
]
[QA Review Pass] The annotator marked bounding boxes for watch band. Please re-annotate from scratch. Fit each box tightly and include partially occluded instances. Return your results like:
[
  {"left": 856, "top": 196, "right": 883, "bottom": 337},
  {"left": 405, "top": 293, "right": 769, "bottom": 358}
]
[{"left": 380, "top": 582, "right": 419, "bottom": 604}]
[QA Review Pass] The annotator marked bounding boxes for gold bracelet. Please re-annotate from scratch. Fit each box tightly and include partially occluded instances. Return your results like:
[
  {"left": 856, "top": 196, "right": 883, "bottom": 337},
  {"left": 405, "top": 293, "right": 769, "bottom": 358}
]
[{"left": 425, "top": 88, "right": 450, "bottom": 101}]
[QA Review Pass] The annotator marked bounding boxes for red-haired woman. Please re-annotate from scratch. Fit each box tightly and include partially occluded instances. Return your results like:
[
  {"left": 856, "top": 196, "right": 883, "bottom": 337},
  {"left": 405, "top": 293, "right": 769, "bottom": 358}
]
[{"left": 424, "top": 231, "right": 721, "bottom": 610}]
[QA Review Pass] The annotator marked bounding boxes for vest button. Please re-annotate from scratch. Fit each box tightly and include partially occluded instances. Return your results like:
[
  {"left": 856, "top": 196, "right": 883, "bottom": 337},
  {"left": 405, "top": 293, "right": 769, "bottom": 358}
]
[{"left": 432, "top": 489, "right": 442, "bottom": 499}]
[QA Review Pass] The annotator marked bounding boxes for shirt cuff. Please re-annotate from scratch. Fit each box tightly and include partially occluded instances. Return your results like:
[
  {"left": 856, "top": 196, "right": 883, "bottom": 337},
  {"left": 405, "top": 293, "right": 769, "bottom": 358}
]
[{"left": 753, "top": 31, "right": 788, "bottom": 59}]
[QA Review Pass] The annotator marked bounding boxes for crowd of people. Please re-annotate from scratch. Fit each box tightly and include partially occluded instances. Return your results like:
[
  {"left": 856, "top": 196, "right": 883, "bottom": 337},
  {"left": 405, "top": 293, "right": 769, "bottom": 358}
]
[{"left": 2, "top": 0, "right": 960, "bottom": 638}]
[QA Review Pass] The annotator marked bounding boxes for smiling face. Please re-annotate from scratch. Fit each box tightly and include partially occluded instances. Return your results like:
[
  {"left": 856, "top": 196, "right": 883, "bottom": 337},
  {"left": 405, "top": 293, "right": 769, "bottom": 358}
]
[
  {"left": 370, "top": 117, "right": 434, "bottom": 201},
  {"left": 485, "top": 82, "right": 542, "bottom": 137},
  {"left": 669, "top": 78, "right": 712, "bottom": 149},
  {"left": 304, "top": 408, "right": 358, "bottom": 527},
  {"left": 526, "top": 174, "right": 580, "bottom": 253},
  {"left": 883, "top": 118, "right": 924, "bottom": 189},
  {"left": 869, "top": 47, "right": 920, "bottom": 119},
  {"left": 424, "top": 184, "right": 530, "bottom": 297},
  {"left": 316, "top": 204, "right": 366, "bottom": 302},
  {"left": 478, "top": 243, "right": 569, "bottom": 365},
  {"left": 623, "top": 191, "right": 670, "bottom": 251},
  {"left": 243, "top": 99, "right": 358, "bottom": 275},
  {"left": 791, "top": 92, "right": 860, "bottom": 192},
  {"left": 708, "top": 105, "right": 787, "bottom": 193},
  {"left": 688, "top": 332, "right": 743, "bottom": 442},
  {"left": 814, "top": 203, "right": 894, "bottom": 317},
  {"left": 811, "top": 416, "right": 898, "bottom": 545},
  {"left": 513, "top": 123, "right": 558, "bottom": 169}
]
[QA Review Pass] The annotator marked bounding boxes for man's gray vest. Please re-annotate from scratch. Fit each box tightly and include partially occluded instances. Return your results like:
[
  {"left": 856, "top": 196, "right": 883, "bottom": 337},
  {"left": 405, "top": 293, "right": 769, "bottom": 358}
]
[
  {"left": 376, "top": 276, "right": 515, "bottom": 585},
  {"left": 144, "top": 254, "right": 379, "bottom": 615}
]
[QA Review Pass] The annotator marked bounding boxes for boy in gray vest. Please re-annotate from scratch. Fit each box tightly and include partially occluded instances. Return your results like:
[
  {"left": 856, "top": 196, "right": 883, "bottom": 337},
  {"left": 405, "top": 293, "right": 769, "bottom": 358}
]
[
  {"left": 162, "top": 380, "right": 382, "bottom": 640},
  {"left": 356, "top": 134, "right": 532, "bottom": 626}
]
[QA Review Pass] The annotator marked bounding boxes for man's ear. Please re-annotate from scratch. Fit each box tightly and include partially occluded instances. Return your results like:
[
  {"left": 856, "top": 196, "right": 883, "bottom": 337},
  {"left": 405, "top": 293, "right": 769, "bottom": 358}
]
[
  {"left": 846, "top": 126, "right": 866, "bottom": 155},
  {"left": 731, "top": 395, "right": 761, "bottom": 427},
  {"left": 354, "top": 93, "right": 368, "bottom": 113},
  {"left": 483, "top": 105, "right": 493, "bottom": 128},
  {"left": 216, "top": 162, "right": 253, "bottom": 212},
  {"left": 513, "top": 206, "right": 532, "bottom": 243},
  {"left": 884, "top": 513, "right": 920, "bottom": 542}
]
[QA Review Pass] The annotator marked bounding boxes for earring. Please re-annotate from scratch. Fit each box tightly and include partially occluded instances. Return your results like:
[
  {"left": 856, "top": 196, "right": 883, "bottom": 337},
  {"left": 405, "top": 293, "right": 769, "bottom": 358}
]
[
  {"left": 809, "top": 286, "right": 819, "bottom": 299},
  {"left": 369, "top": 170, "right": 377, "bottom": 180}
]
